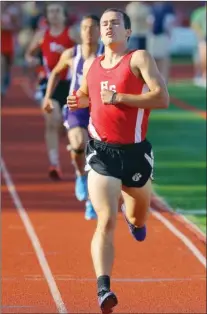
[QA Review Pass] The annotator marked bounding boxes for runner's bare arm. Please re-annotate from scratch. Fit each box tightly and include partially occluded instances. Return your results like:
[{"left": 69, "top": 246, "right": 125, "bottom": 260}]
[
  {"left": 77, "top": 57, "right": 94, "bottom": 96},
  {"left": 114, "top": 50, "right": 169, "bottom": 109},
  {"left": 25, "top": 29, "right": 45, "bottom": 63},
  {"left": 67, "top": 57, "right": 95, "bottom": 109},
  {"left": 44, "top": 48, "right": 74, "bottom": 100}
]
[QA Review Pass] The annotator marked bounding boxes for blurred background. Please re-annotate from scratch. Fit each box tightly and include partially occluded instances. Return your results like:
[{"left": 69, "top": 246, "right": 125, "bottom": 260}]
[
  {"left": 1, "top": 1, "right": 206, "bottom": 232},
  {"left": 1, "top": 1, "right": 206, "bottom": 81}
]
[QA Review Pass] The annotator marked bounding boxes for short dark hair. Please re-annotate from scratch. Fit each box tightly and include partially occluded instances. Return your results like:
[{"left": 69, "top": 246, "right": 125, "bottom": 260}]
[
  {"left": 82, "top": 14, "right": 100, "bottom": 26},
  {"left": 102, "top": 8, "right": 131, "bottom": 30}
]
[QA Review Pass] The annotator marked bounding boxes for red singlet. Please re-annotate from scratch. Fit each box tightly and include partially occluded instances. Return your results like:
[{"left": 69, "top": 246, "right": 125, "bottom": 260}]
[
  {"left": 1, "top": 30, "right": 13, "bottom": 59},
  {"left": 87, "top": 51, "right": 150, "bottom": 144},
  {"left": 41, "top": 27, "right": 74, "bottom": 80},
  {"left": 1, "top": 13, "right": 14, "bottom": 59}
]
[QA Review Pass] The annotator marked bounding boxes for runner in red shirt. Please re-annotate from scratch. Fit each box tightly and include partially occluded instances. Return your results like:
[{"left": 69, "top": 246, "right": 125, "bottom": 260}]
[
  {"left": 1, "top": 2, "right": 19, "bottom": 99},
  {"left": 34, "top": 15, "right": 48, "bottom": 91},
  {"left": 67, "top": 8, "right": 169, "bottom": 313},
  {"left": 42, "top": 15, "right": 103, "bottom": 220},
  {"left": 25, "top": 2, "right": 76, "bottom": 180}
]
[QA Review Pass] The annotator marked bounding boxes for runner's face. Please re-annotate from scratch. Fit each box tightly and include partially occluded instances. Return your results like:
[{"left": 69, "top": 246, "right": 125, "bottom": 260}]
[
  {"left": 47, "top": 4, "right": 65, "bottom": 26},
  {"left": 81, "top": 18, "right": 100, "bottom": 44},
  {"left": 100, "top": 11, "right": 129, "bottom": 45}
]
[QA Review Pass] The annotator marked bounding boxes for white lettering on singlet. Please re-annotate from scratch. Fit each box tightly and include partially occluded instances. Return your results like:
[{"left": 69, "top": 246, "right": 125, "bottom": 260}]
[
  {"left": 100, "top": 81, "right": 116, "bottom": 92},
  {"left": 49, "top": 42, "right": 65, "bottom": 53}
]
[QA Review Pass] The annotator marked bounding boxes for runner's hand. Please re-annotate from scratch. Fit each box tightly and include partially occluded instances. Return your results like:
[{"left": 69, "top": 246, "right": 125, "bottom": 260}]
[
  {"left": 67, "top": 95, "right": 79, "bottom": 111},
  {"left": 100, "top": 90, "right": 116, "bottom": 104},
  {"left": 42, "top": 98, "right": 54, "bottom": 113},
  {"left": 67, "top": 92, "right": 89, "bottom": 111}
]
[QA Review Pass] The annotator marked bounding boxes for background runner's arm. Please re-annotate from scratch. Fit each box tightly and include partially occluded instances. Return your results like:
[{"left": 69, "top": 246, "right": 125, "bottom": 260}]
[
  {"left": 25, "top": 30, "right": 44, "bottom": 64},
  {"left": 44, "top": 48, "right": 73, "bottom": 100},
  {"left": 76, "top": 57, "right": 97, "bottom": 103},
  {"left": 116, "top": 50, "right": 169, "bottom": 109},
  {"left": 67, "top": 58, "right": 95, "bottom": 109},
  {"left": 77, "top": 59, "right": 90, "bottom": 97}
]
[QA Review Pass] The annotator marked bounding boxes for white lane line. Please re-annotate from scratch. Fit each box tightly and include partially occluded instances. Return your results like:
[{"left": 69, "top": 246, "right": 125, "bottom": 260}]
[
  {"left": 1, "top": 158, "right": 68, "bottom": 313},
  {"left": 151, "top": 209, "right": 206, "bottom": 268}
]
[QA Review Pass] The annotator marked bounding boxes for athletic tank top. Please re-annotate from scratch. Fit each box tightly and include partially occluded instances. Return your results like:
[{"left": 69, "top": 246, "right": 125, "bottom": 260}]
[
  {"left": 1, "top": 12, "right": 14, "bottom": 57},
  {"left": 87, "top": 51, "right": 150, "bottom": 144},
  {"left": 69, "top": 43, "right": 104, "bottom": 94},
  {"left": 41, "top": 27, "right": 74, "bottom": 80}
]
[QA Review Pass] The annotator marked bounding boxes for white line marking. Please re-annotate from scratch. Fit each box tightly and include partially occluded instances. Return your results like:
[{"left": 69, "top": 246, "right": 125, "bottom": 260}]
[
  {"left": 151, "top": 209, "right": 206, "bottom": 268},
  {"left": 55, "top": 277, "right": 206, "bottom": 283},
  {"left": 1, "top": 159, "right": 68, "bottom": 314},
  {"left": 2, "top": 276, "right": 206, "bottom": 283},
  {"left": 177, "top": 214, "right": 206, "bottom": 237},
  {"left": 151, "top": 192, "right": 206, "bottom": 240},
  {"left": 176, "top": 209, "right": 206, "bottom": 215}
]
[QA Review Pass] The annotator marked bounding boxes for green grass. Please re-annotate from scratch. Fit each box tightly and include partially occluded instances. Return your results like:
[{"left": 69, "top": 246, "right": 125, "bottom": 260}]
[
  {"left": 169, "top": 83, "right": 207, "bottom": 111},
  {"left": 185, "top": 215, "right": 206, "bottom": 233},
  {"left": 171, "top": 55, "right": 193, "bottom": 65},
  {"left": 148, "top": 83, "right": 206, "bottom": 233}
]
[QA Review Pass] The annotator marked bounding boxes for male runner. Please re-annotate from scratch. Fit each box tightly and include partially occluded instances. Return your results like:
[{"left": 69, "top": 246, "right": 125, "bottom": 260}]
[
  {"left": 43, "top": 15, "right": 103, "bottom": 220},
  {"left": 25, "top": 2, "right": 76, "bottom": 180},
  {"left": 1, "top": 2, "right": 20, "bottom": 99},
  {"left": 67, "top": 8, "right": 169, "bottom": 313}
]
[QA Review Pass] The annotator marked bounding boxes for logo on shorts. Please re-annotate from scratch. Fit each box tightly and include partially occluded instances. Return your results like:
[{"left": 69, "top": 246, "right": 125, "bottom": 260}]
[
  {"left": 85, "top": 150, "right": 97, "bottom": 172},
  {"left": 132, "top": 173, "right": 142, "bottom": 182},
  {"left": 144, "top": 151, "right": 154, "bottom": 168}
]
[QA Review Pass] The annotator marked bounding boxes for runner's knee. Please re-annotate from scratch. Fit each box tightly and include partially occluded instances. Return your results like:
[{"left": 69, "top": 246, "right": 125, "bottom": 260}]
[
  {"left": 97, "top": 213, "right": 117, "bottom": 233},
  {"left": 69, "top": 139, "right": 85, "bottom": 154},
  {"left": 68, "top": 128, "right": 87, "bottom": 153},
  {"left": 71, "top": 147, "right": 85, "bottom": 154},
  {"left": 45, "top": 114, "right": 59, "bottom": 130}
]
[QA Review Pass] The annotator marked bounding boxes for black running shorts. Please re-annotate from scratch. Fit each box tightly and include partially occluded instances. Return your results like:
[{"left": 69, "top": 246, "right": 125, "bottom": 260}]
[
  {"left": 38, "top": 78, "right": 70, "bottom": 108},
  {"left": 85, "top": 138, "right": 154, "bottom": 188}
]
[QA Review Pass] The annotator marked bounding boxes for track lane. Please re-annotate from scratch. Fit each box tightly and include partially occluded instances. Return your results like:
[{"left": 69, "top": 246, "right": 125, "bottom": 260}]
[{"left": 2, "top": 179, "right": 58, "bottom": 313}]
